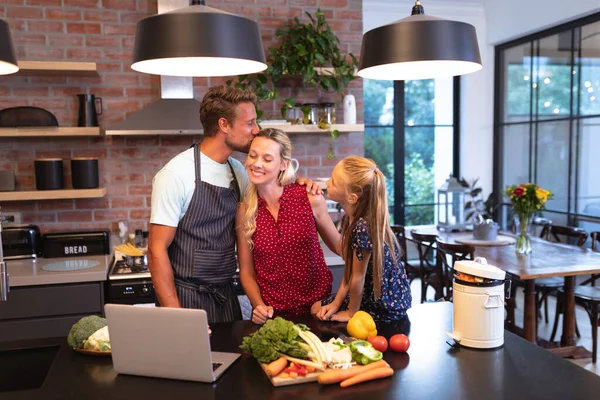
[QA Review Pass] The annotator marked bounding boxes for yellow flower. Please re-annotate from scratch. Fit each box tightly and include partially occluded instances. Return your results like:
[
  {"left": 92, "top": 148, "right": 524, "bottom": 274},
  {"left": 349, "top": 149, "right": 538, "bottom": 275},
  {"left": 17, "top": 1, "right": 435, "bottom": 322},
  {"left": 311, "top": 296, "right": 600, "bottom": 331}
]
[{"left": 536, "top": 188, "right": 549, "bottom": 204}]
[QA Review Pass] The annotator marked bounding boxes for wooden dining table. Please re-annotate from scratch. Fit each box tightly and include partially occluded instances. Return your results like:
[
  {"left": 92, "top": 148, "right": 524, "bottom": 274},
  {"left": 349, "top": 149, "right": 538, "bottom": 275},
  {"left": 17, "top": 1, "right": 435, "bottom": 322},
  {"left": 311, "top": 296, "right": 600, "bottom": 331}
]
[{"left": 406, "top": 225, "right": 600, "bottom": 354}]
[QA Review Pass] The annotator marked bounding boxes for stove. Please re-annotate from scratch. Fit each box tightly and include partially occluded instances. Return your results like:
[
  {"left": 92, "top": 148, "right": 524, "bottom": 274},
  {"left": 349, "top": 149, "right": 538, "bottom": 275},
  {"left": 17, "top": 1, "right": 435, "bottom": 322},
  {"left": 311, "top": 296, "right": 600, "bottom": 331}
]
[{"left": 106, "top": 257, "right": 155, "bottom": 306}]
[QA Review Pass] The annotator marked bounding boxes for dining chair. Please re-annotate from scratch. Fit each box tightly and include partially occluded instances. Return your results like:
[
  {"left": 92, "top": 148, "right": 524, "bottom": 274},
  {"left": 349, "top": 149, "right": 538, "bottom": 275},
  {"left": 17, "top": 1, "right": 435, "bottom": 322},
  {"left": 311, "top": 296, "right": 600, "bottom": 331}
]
[
  {"left": 535, "top": 224, "right": 588, "bottom": 324},
  {"left": 435, "top": 240, "right": 475, "bottom": 302},
  {"left": 410, "top": 231, "right": 439, "bottom": 303},
  {"left": 551, "top": 230, "right": 600, "bottom": 363},
  {"left": 390, "top": 225, "right": 420, "bottom": 283}
]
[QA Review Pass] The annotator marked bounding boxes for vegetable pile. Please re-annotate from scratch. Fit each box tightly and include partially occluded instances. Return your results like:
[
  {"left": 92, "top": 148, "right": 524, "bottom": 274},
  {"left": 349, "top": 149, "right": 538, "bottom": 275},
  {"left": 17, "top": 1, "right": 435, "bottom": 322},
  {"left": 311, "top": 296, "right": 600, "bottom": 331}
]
[{"left": 240, "top": 317, "right": 309, "bottom": 364}]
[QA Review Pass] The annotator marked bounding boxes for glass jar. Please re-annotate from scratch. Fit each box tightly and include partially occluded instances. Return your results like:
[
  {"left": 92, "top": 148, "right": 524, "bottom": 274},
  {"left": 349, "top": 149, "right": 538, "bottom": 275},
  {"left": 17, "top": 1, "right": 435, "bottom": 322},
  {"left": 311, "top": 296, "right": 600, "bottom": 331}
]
[
  {"left": 317, "top": 103, "right": 336, "bottom": 125},
  {"left": 299, "top": 103, "right": 318, "bottom": 125},
  {"left": 283, "top": 106, "right": 301, "bottom": 124}
]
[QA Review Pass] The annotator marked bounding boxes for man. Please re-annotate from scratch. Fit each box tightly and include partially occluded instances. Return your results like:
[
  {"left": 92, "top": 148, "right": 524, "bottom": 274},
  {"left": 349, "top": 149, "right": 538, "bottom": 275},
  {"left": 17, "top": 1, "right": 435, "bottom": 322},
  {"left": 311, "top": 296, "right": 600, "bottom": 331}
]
[{"left": 148, "top": 85, "right": 318, "bottom": 324}]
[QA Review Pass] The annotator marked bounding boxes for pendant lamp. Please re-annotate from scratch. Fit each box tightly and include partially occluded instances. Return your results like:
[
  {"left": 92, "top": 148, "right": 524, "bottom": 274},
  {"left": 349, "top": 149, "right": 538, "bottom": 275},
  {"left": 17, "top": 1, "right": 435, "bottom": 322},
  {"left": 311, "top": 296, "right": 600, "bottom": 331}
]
[
  {"left": 0, "top": 19, "right": 19, "bottom": 75},
  {"left": 131, "top": 0, "right": 267, "bottom": 77},
  {"left": 358, "top": 0, "right": 482, "bottom": 81}
]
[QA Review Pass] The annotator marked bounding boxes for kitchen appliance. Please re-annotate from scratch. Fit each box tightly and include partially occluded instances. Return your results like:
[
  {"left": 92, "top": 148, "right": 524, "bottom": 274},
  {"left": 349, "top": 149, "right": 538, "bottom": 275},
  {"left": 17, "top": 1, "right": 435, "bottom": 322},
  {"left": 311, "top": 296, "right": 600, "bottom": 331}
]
[
  {"left": 107, "top": 257, "right": 155, "bottom": 306},
  {"left": 71, "top": 157, "right": 99, "bottom": 189},
  {"left": 42, "top": 230, "right": 110, "bottom": 258},
  {"left": 77, "top": 94, "right": 102, "bottom": 127},
  {"left": 1, "top": 225, "right": 42, "bottom": 259},
  {"left": 447, "top": 257, "right": 510, "bottom": 349},
  {"left": 0, "top": 106, "right": 58, "bottom": 127},
  {"left": 34, "top": 158, "right": 64, "bottom": 190}
]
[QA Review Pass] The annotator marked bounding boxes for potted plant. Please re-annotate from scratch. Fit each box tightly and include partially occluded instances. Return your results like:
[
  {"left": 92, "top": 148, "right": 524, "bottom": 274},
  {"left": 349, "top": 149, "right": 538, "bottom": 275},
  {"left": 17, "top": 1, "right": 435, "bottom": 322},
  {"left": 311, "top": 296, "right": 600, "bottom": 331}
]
[
  {"left": 461, "top": 178, "right": 498, "bottom": 241},
  {"left": 227, "top": 9, "right": 359, "bottom": 148}
]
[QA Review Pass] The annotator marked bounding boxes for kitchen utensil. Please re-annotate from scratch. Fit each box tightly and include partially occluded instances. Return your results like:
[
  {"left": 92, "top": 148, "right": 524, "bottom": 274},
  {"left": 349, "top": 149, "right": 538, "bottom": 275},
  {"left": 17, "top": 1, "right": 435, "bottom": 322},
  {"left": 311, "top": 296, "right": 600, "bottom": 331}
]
[
  {"left": 77, "top": 94, "right": 103, "bottom": 127},
  {"left": 71, "top": 157, "right": 99, "bottom": 189},
  {"left": 0, "top": 106, "right": 58, "bottom": 127},
  {"left": 446, "top": 257, "right": 511, "bottom": 349},
  {"left": 34, "top": 158, "right": 64, "bottom": 190}
]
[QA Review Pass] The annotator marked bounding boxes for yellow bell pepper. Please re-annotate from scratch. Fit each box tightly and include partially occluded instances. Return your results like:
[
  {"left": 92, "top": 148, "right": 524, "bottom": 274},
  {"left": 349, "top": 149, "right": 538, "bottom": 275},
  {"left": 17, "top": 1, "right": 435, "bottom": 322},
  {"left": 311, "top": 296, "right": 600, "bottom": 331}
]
[{"left": 346, "top": 311, "right": 377, "bottom": 340}]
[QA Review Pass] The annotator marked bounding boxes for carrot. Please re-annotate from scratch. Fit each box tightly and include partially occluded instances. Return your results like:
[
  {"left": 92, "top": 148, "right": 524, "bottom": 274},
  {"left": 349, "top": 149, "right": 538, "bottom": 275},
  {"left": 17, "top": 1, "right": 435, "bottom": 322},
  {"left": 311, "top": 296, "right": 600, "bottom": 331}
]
[
  {"left": 339, "top": 367, "right": 394, "bottom": 388},
  {"left": 317, "top": 360, "right": 390, "bottom": 385},
  {"left": 265, "top": 357, "right": 288, "bottom": 377}
]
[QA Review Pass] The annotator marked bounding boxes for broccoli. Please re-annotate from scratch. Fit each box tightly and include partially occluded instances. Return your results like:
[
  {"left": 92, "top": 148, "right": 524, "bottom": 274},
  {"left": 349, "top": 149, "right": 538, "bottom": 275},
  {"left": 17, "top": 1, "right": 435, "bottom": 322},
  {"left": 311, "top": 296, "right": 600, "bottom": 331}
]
[{"left": 67, "top": 315, "right": 107, "bottom": 349}]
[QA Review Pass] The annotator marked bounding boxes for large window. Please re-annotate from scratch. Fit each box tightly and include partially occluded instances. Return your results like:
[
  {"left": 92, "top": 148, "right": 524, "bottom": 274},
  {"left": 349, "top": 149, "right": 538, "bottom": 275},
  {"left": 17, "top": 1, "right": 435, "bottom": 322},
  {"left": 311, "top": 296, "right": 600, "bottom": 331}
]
[
  {"left": 494, "top": 14, "right": 600, "bottom": 232},
  {"left": 364, "top": 78, "right": 459, "bottom": 225}
]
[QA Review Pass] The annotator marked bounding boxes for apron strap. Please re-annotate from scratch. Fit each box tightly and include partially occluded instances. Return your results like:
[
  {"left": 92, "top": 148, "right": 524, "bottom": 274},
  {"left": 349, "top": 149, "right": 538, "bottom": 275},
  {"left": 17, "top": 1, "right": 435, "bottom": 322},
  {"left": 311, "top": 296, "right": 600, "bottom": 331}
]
[
  {"left": 193, "top": 143, "right": 201, "bottom": 183},
  {"left": 174, "top": 278, "right": 229, "bottom": 304},
  {"left": 226, "top": 159, "right": 241, "bottom": 201}
]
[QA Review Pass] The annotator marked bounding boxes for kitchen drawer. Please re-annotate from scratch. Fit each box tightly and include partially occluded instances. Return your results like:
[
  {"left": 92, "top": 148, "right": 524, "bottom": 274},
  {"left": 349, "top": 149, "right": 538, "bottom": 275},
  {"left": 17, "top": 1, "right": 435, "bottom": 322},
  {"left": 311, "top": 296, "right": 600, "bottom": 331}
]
[
  {"left": 0, "top": 314, "right": 99, "bottom": 342},
  {"left": 0, "top": 283, "right": 103, "bottom": 320}
]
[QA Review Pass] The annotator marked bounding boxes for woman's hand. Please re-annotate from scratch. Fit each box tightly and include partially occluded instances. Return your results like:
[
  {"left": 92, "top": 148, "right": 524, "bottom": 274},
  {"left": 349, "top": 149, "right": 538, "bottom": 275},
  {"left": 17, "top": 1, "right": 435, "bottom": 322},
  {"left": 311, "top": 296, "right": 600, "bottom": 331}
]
[
  {"left": 252, "top": 304, "right": 274, "bottom": 324},
  {"left": 316, "top": 303, "right": 340, "bottom": 321},
  {"left": 330, "top": 310, "right": 352, "bottom": 322}
]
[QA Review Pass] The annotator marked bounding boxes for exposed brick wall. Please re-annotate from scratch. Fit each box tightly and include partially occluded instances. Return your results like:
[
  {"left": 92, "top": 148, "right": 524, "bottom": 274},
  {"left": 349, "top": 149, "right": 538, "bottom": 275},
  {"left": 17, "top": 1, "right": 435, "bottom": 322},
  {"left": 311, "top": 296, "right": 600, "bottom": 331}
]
[{"left": 0, "top": 0, "right": 363, "bottom": 234}]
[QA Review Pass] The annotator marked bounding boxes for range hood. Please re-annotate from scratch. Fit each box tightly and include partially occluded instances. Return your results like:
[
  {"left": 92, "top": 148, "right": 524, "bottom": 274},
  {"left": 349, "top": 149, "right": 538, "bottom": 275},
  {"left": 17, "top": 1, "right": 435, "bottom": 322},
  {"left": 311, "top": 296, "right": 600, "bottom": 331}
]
[{"left": 105, "top": 0, "right": 202, "bottom": 136}]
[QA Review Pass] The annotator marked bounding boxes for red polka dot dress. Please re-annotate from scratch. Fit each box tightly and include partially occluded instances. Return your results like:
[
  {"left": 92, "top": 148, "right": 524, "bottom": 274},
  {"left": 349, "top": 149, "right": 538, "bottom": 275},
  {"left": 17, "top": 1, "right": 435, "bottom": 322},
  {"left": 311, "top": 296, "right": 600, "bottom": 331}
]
[{"left": 253, "top": 183, "right": 333, "bottom": 316}]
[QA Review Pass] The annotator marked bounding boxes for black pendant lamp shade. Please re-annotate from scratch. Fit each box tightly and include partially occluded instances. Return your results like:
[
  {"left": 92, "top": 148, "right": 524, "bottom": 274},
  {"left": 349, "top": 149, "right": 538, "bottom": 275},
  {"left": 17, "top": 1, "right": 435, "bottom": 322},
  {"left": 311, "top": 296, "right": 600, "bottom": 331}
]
[
  {"left": 0, "top": 19, "right": 18, "bottom": 76},
  {"left": 358, "top": 1, "right": 482, "bottom": 81},
  {"left": 131, "top": 4, "right": 267, "bottom": 77}
]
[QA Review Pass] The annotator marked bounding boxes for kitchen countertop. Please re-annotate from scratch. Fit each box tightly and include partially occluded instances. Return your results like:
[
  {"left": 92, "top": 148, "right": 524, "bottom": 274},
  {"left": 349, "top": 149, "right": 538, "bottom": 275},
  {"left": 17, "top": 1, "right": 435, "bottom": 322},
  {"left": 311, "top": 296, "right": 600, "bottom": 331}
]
[
  {"left": 5, "top": 254, "right": 112, "bottom": 287},
  {"left": 1, "top": 302, "right": 598, "bottom": 399},
  {"left": 321, "top": 241, "right": 343, "bottom": 266}
]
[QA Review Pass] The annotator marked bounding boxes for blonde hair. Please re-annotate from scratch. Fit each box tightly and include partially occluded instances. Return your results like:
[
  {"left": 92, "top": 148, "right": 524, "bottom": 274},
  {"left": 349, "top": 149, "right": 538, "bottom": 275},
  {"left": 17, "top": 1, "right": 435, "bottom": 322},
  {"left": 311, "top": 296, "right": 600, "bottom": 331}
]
[
  {"left": 242, "top": 128, "right": 297, "bottom": 247},
  {"left": 338, "top": 156, "right": 402, "bottom": 299}
]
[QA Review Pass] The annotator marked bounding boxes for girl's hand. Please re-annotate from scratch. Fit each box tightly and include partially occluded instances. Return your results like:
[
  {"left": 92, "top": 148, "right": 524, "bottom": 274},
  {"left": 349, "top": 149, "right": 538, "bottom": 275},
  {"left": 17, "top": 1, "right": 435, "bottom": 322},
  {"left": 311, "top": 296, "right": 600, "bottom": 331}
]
[
  {"left": 252, "top": 305, "right": 274, "bottom": 324},
  {"left": 330, "top": 310, "right": 352, "bottom": 322},
  {"left": 316, "top": 303, "right": 340, "bottom": 320}
]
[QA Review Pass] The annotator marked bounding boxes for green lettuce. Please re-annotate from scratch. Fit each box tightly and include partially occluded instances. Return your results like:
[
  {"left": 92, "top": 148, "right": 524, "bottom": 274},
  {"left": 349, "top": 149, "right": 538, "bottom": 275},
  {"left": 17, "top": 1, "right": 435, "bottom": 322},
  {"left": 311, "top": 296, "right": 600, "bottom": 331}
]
[{"left": 239, "top": 317, "right": 308, "bottom": 363}]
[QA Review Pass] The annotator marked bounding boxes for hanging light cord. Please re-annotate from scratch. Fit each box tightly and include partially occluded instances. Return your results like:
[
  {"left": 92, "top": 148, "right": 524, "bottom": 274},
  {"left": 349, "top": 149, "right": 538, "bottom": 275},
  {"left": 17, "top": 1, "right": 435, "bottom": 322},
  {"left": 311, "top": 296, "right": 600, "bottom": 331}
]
[{"left": 412, "top": 0, "right": 424, "bottom": 15}]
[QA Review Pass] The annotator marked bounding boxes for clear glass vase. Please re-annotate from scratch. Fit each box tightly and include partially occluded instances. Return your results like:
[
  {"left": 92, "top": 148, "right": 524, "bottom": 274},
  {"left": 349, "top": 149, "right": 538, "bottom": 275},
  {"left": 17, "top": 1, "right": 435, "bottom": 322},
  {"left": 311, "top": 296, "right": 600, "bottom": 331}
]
[{"left": 514, "top": 215, "right": 533, "bottom": 254}]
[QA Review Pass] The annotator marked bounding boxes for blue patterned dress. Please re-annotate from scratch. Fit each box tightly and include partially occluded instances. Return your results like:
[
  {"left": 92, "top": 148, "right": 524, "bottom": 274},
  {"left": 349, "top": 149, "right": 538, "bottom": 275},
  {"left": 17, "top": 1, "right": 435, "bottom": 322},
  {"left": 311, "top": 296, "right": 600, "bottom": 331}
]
[{"left": 326, "top": 218, "right": 412, "bottom": 321}]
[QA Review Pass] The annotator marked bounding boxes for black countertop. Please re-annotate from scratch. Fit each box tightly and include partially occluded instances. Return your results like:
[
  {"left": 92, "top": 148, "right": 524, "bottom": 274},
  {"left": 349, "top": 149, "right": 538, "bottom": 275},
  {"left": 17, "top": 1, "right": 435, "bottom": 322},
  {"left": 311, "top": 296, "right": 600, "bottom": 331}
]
[{"left": 2, "top": 302, "right": 600, "bottom": 400}]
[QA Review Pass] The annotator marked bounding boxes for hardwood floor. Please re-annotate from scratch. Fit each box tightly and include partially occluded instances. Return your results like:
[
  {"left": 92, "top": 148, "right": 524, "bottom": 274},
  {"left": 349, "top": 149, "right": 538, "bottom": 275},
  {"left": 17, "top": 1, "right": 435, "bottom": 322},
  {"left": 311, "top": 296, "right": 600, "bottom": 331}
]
[{"left": 409, "top": 280, "right": 600, "bottom": 377}]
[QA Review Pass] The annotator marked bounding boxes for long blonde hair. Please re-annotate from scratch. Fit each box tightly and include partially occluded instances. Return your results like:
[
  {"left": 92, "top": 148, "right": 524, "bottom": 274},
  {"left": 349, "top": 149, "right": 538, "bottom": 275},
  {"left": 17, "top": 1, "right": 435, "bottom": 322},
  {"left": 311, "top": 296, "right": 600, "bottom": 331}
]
[
  {"left": 339, "top": 156, "right": 402, "bottom": 299},
  {"left": 242, "top": 128, "right": 296, "bottom": 247}
]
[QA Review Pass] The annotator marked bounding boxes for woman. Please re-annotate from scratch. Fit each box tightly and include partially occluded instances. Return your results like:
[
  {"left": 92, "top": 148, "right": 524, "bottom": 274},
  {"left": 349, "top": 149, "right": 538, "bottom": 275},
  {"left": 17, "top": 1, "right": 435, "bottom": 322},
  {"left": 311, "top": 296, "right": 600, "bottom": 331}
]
[{"left": 236, "top": 128, "right": 340, "bottom": 324}]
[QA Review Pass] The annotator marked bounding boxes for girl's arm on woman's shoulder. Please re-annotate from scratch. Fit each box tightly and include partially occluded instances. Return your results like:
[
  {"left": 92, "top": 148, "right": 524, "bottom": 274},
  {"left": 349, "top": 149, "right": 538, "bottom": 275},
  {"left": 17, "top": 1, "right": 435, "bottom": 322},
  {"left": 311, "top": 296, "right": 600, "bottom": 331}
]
[
  {"left": 308, "top": 193, "right": 341, "bottom": 255},
  {"left": 235, "top": 205, "right": 266, "bottom": 309}
]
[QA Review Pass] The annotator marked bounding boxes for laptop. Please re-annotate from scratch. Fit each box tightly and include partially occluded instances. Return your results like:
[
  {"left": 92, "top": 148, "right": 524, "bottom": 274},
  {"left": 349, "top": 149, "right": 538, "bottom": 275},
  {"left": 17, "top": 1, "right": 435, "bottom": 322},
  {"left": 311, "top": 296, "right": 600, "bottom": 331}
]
[{"left": 104, "top": 304, "right": 240, "bottom": 383}]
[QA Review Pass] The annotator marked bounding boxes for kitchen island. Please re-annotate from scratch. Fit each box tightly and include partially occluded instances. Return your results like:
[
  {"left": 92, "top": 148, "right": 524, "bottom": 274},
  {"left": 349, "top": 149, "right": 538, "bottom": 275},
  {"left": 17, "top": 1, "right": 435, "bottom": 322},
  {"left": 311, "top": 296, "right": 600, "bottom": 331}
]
[{"left": 1, "top": 302, "right": 599, "bottom": 399}]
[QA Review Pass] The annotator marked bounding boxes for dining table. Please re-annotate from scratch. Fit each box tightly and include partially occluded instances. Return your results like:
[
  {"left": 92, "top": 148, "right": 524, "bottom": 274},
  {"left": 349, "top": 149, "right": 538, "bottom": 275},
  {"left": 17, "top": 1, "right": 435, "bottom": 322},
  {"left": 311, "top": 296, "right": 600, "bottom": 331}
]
[{"left": 406, "top": 225, "right": 600, "bottom": 356}]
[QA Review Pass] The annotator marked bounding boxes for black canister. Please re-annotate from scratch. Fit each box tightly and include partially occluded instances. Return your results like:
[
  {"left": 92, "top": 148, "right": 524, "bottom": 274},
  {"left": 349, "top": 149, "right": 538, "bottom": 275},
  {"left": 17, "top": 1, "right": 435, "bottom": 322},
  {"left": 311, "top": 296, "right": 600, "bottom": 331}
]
[
  {"left": 34, "top": 158, "right": 64, "bottom": 190},
  {"left": 71, "top": 157, "right": 99, "bottom": 189}
]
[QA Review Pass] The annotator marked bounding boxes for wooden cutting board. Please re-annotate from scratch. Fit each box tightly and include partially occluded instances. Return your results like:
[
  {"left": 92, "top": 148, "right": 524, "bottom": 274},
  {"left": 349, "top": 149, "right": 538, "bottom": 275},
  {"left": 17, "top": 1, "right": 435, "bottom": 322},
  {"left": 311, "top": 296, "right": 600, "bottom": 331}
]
[{"left": 259, "top": 362, "right": 323, "bottom": 387}]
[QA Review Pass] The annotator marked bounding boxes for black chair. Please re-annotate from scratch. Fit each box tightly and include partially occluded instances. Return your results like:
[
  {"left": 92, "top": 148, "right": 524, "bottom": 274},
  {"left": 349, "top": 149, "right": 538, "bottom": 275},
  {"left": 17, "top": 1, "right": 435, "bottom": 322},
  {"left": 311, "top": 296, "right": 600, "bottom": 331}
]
[
  {"left": 410, "top": 231, "right": 439, "bottom": 303},
  {"left": 390, "top": 225, "right": 420, "bottom": 283},
  {"left": 435, "top": 240, "right": 475, "bottom": 302},
  {"left": 550, "top": 231, "right": 600, "bottom": 363}
]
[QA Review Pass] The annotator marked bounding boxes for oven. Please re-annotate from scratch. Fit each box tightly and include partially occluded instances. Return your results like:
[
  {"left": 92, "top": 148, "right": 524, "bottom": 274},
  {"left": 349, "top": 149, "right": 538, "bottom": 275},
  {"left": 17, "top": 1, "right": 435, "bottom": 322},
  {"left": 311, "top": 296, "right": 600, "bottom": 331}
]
[{"left": 106, "top": 257, "right": 156, "bottom": 306}]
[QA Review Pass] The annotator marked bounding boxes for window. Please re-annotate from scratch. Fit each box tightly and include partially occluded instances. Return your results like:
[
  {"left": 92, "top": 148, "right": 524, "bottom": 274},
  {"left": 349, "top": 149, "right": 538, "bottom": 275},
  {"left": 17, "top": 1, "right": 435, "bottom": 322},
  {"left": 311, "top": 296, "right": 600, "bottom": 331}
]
[
  {"left": 494, "top": 13, "right": 600, "bottom": 233},
  {"left": 364, "top": 78, "right": 459, "bottom": 225}
]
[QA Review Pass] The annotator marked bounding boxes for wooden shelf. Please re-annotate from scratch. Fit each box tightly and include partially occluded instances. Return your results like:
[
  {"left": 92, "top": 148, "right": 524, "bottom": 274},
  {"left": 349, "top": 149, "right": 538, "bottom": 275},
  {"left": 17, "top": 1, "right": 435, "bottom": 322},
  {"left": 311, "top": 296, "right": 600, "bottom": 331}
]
[
  {"left": 15, "top": 61, "right": 99, "bottom": 77},
  {"left": 0, "top": 188, "right": 106, "bottom": 202},
  {"left": 0, "top": 127, "right": 101, "bottom": 137},
  {"left": 260, "top": 123, "right": 364, "bottom": 134}
]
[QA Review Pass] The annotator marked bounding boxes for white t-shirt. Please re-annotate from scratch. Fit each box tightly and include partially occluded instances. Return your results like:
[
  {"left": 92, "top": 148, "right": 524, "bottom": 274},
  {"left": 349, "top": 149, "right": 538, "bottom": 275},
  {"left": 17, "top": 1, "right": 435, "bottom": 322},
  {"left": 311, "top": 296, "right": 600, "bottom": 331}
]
[{"left": 150, "top": 148, "right": 248, "bottom": 227}]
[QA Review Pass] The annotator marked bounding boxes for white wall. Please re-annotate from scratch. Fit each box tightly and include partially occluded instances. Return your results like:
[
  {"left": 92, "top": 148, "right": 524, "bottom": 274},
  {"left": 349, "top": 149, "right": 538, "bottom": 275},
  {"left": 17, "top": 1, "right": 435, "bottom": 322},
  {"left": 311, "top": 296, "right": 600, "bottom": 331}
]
[
  {"left": 485, "top": 0, "right": 600, "bottom": 44},
  {"left": 363, "top": 1, "right": 494, "bottom": 197}
]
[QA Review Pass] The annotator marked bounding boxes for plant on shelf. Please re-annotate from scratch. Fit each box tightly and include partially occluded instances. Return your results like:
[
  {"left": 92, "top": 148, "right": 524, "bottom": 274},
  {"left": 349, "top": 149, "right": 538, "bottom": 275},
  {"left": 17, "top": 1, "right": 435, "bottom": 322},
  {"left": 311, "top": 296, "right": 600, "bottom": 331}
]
[{"left": 226, "top": 9, "right": 359, "bottom": 157}]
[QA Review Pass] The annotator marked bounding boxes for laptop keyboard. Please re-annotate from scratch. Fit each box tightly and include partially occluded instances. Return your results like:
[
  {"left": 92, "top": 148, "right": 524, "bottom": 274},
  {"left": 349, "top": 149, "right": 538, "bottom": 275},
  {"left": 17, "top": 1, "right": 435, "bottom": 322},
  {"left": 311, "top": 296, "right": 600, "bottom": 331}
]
[{"left": 212, "top": 362, "right": 222, "bottom": 371}]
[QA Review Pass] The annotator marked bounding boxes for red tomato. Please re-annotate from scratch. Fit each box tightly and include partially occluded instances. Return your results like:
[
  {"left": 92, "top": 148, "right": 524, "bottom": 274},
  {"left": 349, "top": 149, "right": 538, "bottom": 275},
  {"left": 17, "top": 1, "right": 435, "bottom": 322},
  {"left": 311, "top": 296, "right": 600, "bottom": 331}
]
[
  {"left": 367, "top": 335, "right": 389, "bottom": 352},
  {"left": 389, "top": 334, "right": 410, "bottom": 353}
]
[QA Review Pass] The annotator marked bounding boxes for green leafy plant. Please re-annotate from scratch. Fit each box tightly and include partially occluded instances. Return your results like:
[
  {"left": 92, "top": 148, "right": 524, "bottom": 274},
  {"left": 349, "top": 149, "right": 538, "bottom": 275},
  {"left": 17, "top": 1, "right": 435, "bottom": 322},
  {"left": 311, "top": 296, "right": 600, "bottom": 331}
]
[{"left": 460, "top": 177, "right": 496, "bottom": 223}]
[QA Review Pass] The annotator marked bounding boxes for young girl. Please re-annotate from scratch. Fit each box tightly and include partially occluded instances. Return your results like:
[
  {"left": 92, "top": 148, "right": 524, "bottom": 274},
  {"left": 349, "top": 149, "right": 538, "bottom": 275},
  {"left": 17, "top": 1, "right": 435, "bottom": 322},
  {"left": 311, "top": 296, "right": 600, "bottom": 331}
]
[
  {"left": 236, "top": 128, "right": 340, "bottom": 324},
  {"left": 315, "top": 156, "right": 412, "bottom": 322}
]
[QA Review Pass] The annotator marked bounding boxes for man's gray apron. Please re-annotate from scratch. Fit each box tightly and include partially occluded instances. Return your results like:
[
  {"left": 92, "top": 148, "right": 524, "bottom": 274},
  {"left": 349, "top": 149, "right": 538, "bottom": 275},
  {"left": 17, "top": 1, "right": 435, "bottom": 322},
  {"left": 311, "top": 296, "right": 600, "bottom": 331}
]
[{"left": 166, "top": 143, "right": 242, "bottom": 323}]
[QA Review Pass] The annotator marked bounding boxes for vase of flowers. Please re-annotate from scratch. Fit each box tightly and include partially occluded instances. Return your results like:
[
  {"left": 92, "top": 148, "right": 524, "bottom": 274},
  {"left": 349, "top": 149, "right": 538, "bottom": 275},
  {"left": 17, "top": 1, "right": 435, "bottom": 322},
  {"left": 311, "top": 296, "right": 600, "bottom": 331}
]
[{"left": 505, "top": 183, "right": 553, "bottom": 254}]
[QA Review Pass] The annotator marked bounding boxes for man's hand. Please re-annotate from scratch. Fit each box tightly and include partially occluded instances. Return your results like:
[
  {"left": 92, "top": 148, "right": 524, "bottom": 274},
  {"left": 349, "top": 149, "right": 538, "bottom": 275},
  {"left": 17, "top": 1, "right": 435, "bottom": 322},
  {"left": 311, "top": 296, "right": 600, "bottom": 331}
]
[
  {"left": 296, "top": 177, "right": 322, "bottom": 195},
  {"left": 252, "top": 305, "right": 274, "bottom": 324}
]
